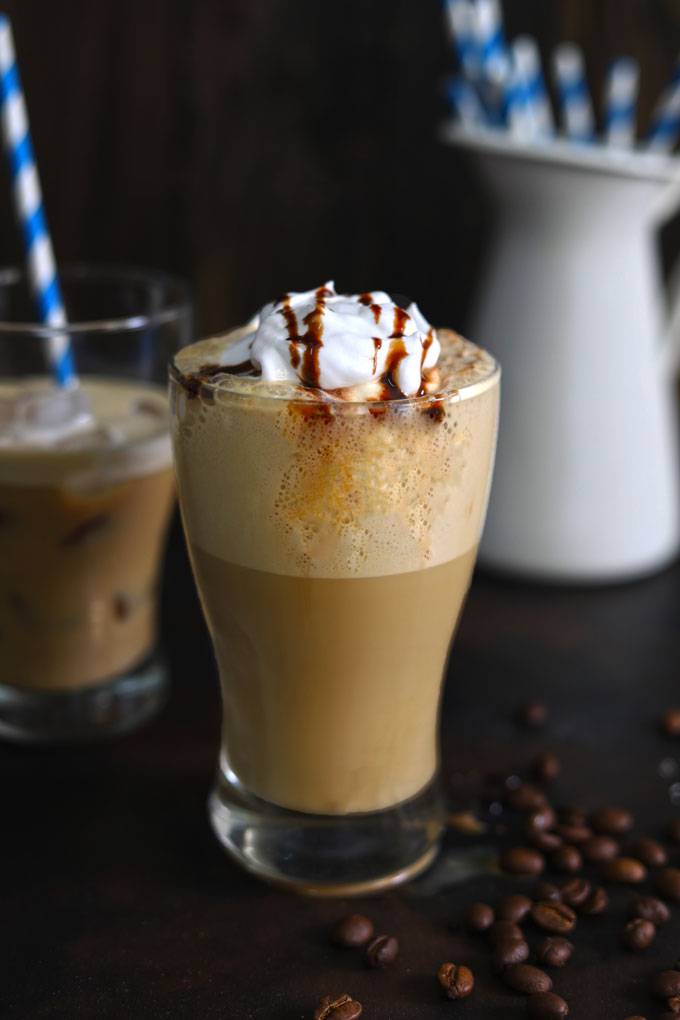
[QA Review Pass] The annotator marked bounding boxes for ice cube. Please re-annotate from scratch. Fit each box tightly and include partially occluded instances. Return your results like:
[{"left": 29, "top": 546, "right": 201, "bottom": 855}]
[{"left": 0, "top": 384, "right": 93, "bottom": 444}]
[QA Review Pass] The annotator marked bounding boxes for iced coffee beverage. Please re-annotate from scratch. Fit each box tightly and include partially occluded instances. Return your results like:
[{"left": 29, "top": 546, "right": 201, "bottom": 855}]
[
  {"left": 0, "top": 380, "right": 175, "bottom": 695},
  {"left": 171, "top": 283, "right": 499, "bottom": 892}
]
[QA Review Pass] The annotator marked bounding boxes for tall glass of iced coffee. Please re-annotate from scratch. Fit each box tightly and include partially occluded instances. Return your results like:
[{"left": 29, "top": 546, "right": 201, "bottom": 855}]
[
  {"left": 171, "top": 284, "right": 499, "bottom": 893},
  {"left": 0, "top": 266, "right": 192, "bottom": 742}
]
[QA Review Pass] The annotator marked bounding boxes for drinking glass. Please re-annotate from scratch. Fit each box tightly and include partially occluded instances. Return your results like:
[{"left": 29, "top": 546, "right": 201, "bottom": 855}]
[
  {"left": 171, "top": 330, "right": 499, "bottom": 894},
  {"left": 0, "top": 264, "right": 192, "bottom": 741}
]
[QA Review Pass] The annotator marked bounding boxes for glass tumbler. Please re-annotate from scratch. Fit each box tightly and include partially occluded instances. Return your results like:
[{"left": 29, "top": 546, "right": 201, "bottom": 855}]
[{"left": 0, "top": 265, "right": 192, "bottom": 741}]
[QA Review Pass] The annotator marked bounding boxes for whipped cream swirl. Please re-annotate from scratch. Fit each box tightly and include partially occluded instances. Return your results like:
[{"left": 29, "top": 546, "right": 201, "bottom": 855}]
[{"left": 217, "top": 282, "right": 440, "bottom": 397}]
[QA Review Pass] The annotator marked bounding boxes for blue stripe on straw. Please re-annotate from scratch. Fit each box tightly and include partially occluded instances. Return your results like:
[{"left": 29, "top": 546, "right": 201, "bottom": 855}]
[{"left": 0, "top": 18, "right": 76, "bottom": 388}]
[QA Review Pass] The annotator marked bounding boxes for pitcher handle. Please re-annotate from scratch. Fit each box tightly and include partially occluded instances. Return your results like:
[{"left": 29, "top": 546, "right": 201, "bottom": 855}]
[{"left": 650, "top": 172, "right": 680, "bottom": 370}]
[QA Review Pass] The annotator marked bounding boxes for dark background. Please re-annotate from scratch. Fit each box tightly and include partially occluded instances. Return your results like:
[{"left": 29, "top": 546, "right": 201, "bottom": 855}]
[{"left": 1, "top": 0, "right": 679, "bottom": 333}]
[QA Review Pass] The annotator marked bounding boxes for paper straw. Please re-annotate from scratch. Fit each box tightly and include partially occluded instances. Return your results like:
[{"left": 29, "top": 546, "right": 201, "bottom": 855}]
[
  {"left": 508, "top": 36, "right": 554, "bottom": 139},
  {"left": 442, "top": 0, "right": 481, "bottom": 82},
  {"left": 0, "top": 15, "right": 75, "bottom": 387},
  {"left": 474, "top": 0, "right": 511, "bottom": 86},
  {"left": 553, "top": 43, "right": 596, "bottom": 143},
  {"left": 604, "top": 57, "right": 639, "bottom": 148},
  {"left": 648, "top": 58, "right": 680, "bottom": 154},
  {"left": 446, "top": 76, "right": 487, "bottom": 129}
]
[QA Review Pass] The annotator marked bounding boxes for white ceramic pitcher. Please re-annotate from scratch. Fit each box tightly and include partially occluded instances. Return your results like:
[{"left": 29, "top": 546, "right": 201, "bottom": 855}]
[{"left": 442, "top": 125, "right": 680, "bottom": 582}]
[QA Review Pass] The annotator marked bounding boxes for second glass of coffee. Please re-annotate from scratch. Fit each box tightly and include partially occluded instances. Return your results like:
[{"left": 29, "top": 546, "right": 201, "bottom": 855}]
[{"left": 171, "top": 283, "right": 499, "bottom": 893}]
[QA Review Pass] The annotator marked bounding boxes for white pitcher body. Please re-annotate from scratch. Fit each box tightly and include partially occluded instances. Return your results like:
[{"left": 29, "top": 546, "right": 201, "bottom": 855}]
[{"left": 443, "top": 129, "right": 680, "bottom": 582}]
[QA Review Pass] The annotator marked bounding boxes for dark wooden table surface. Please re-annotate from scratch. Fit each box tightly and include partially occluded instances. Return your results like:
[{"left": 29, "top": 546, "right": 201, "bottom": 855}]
[{"left": 3, "top": 519, "right": 680, "bottom": 1019}]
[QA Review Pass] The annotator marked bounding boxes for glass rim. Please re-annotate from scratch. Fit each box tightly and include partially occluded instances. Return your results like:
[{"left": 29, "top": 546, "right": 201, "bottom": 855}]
[
  {"left": 170, "top": 347, "right": 500, "bottom": 408},
  {"left": 0, "top": 263, "right": 192, "bottom": 336}
]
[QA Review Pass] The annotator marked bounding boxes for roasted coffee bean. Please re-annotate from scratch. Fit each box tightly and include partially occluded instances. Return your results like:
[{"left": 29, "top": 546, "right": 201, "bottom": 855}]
[
  {"left": 657, "top": 867, "right": 680, "bottom": 901},
  {"left": 549, "top": 845, "right": 582, "bottom": 873},
  {"left": 516, "top": 701, "right": 548, "bottom": 728},
  {"left": 503, "top": 963, "right": 552, "bottom": 994},
  {"left": 661, "top": 709, "right": 680, "bottom": 737},
  {"left": 505, "top": 783, "right": 547, "bottom": 811},
  {"left": 365, "top": 935, "right": 398, "bottom": 968},
  {"left": 501, "top": 847, "right": 546, "bottom": 875},
  {"left": 497, "top": 895, "right": 533, "bottom": 923},
  {"left": 621, "top": 918, "right": 655, "bottom": 951},
  {"left": 465, "top": 903, "right": 495, "bottom": 933},
  {"left": 557, "top": 806, "right": 587, "bottom": 828},
  {"left": 492, "top": 938, "right": 530, "bottom": 973},
  {"left": 529, "top": 806, "right": 558, "bottom": 831},
  {"left": 590, "top": 807, "right": 634, "bottom": 834},
  {"left": 437, "top": 963, "right": 474, "bottom": 1000},
  {"left": 581, "top": 835, "right": 620, "bottom": 862},
  {"left": 535, "top": 936, "right": 573, "bottom": 967},
  {"left": 531, "top": 901, "right": 577, "bottom": 934},
  {"left": 630, "top": 896, "right": 671, "bottom": 924},
  {"left": 651, "top": 971, "right": 680, "bottom": 998},
  {"left": 667, "top": 819, "right": 680, "bottom": 844},
  {"left": 331, "top": 914, "right": 374, "bottom": 948},
  {"left": 313, "top": 994, "right": 362, "bottom": 1020},
  {"left": 526, "top": 991, "right": 569, "bottom": 1018},
  {"left": 532, "top": 752, "right": 561, "bottom": 783},
  {"left": 489, "top": 920, "right": 523, "bottom": 945},
  {"left": 578, "top": 886, "right": 608, "bottom": 916},
  {"left": 528, "top": 829, "right": 564, "bottom": 853},
  {"left": 554, "top": 824, "right": 592, "bottom": 845},
  {"left": 533, "top": 882, "right": 562, "bottom": 903},
  {"left": 601, "top": 857, "right": 647, "bottom": 884},
  {"left": 630, "top": 837, "right": 668, "bottom": 868},
  {"left": 667, "top": 996, "right": 680, "bottom": 1013},
  {"left": 560, "top": 878, "right": 591, "bottom": 908}
]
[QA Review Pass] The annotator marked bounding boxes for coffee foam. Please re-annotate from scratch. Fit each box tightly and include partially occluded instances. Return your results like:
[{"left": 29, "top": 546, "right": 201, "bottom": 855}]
[
  {"left": 172, "top": 329, "right": 499, "bottom": 579},
  {"left": 0, "top": 378, "right": 172, "bottom": 487}
]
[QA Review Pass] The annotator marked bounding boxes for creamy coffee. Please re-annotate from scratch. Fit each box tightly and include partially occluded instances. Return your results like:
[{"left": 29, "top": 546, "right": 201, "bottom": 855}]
[
  {"left": 0, "top": 378, "right": 175, "bottom": 691},
  {"left": 171, "top": 284, "right": 499, "bottom": 817}
]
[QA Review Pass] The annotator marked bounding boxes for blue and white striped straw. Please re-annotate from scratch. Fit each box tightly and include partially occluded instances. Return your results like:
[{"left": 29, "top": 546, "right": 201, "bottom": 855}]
[
  {"left": 507, "top": 36, "right": 554, "bottom": 140},
  {"left": 553, "top": 43, "right": 596, "bottom": 143},
  {"left": 446, "top": 75, "right": 487, "bottom": 130},
  {"left": 604, "top": 58, "right": 640, "bottom": 149},
  {"left": 474, "top": 0, "right": 511, "bottom": 87},
  {"left": 442, "top": 0, "right": 481, "bottom": 82},
  {"left": 0, "top": 15, "right": 75, "bottom": 388},
  {"left": 648, "top": 58, "right": 680, "bottom": 154}
]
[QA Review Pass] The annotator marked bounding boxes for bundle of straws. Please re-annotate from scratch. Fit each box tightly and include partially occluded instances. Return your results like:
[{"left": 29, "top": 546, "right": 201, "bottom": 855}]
[{"left": 443, "top": 0, "right": 680, "bottom": 154}]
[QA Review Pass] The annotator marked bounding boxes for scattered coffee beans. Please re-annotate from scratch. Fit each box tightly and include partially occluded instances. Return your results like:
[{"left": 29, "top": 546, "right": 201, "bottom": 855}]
[
  {"left": 601, "top": 857, "right": 647, "bottom": 884},
  {"left": 516, "top": 701, "right": 548, "bottom": 728},
  {"left": 526, "top": 991, "right": 569, "bottom": 1018},
  {"left": 529, "top": 805, "right": 558, "bottom": 831},
  {"left": 497, "top": 894, "right": 533, "bottom": 923},
  {"left": 465, "top": 903, "right": 495, "bottom": 933},
  {"left": 560, "top": 878, "right": 591, "bottom": 909},
  {"left": 657, "top": 867, "right": 680, "bottom": 901},
  {"left": 533, "top": 883, "right": 562, "bottom": 903},
  {"left": 528, "top": 830, "right": 564, "bottom": 853},
  {"left": 530, "top": 901, "right": 577, "bottom": 934},
  {"left": 505, "top": 782, "right": 547, "bottom": 811},
  {"left": 590, "top": 807, "right": 634, "bottom": 834},
  {"left": 532, "top": 752, "right": 561, "bottom": 783},
  {"left": 630, "top": 837, "right": 668, "bottom": 867},
  {"left": 501, "top": 847, "right": 546, "bottom": 875},
  {"left": 651, "top": 971, "right": 680, "bottom": 998},
  {"left": 549, "top": 845, "right": 582, "bottom": 873},
  {"left": 554, "top": 824, "right": 591, "bottom": 844},
  {"left": 331, "top": 914, "right": 374, "bottom": 948},
  {"left": 661, "top": 708, "right": 680, "bottom": 737},
  {"left": 667, "top": 995, "right": 680, "bottom": 1013},
  {"left": 621, "top": 918, "right": 656, "bottom": 951},
  {"left": 578, "top": 886, "right": 608, "bottom": 916},
  {"left": 488, "top": 920, "right": 523, "bottom": 945},
  {"left": 492, "top": 938, "right": 530, "bottom": 973},
  {"left": 503, "top": 963, "right": 552, "bottom": 994},
  {"left": 629, "top": 895, "right": 671, "bottom": 924},
  {"left": 313, "top": 994, "right": 362, "bottom": 1020},
  {"left": 557, "top": 806, "right": 586, "bottom": 828},
  {"left": 581, "top": 835, "right": 620, "bottom": 862},
  {"left": 437, "top": 963, "right": 474, "bottom": 1000},
  {"left": 535, "top": 936, "right": 573, "bottom": 967},
  {"left": 365, "top": 935, "right": 398, "bottom": 968}
]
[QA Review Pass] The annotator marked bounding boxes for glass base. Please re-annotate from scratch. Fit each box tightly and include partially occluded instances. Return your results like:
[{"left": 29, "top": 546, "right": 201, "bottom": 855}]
[
  {"left": 208, "top": 766, "right": 444, "bottom": 896},
  {"left": 0, "top": 651, "right": 168, "bottom": 743}
]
